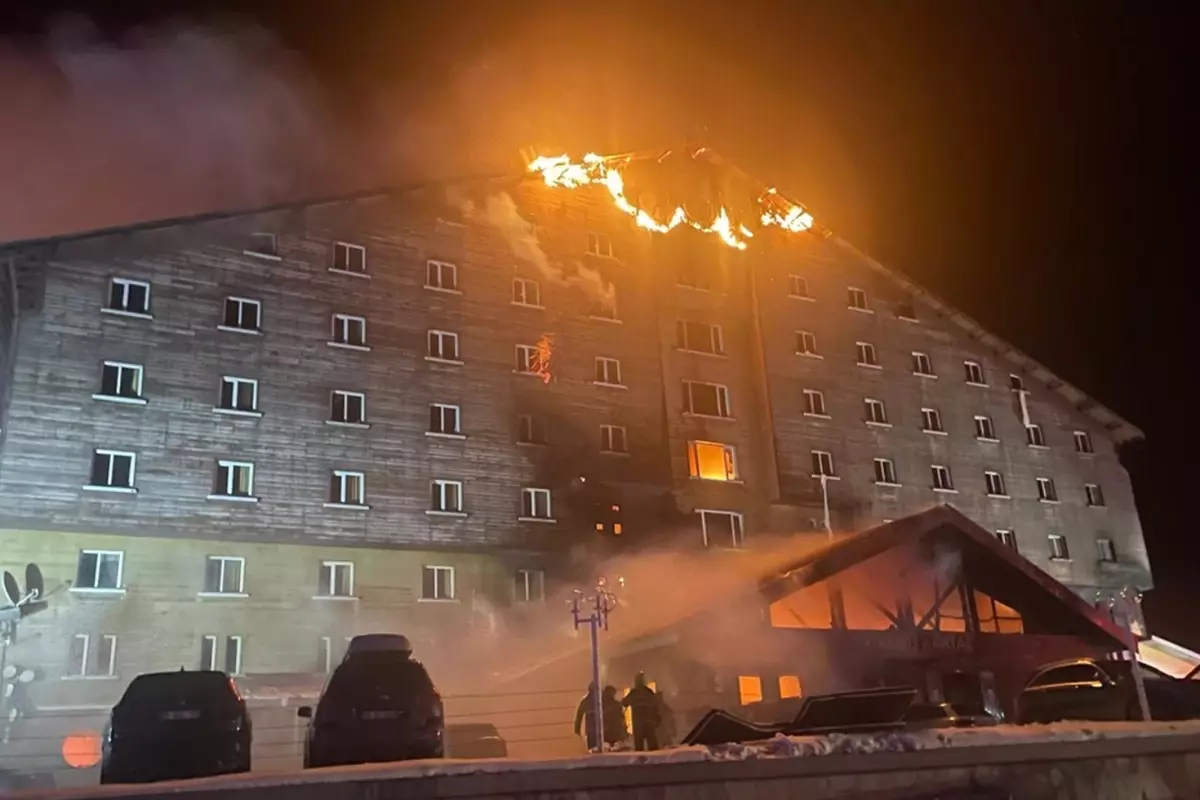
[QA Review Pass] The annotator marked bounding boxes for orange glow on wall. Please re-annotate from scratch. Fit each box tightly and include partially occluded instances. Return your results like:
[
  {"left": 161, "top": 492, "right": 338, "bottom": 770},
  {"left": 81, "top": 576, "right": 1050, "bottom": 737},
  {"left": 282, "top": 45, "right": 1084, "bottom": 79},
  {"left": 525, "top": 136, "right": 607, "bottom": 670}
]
[
  {"left": 62, "top": 730, "right": 103, "bottom": 768},
  {"left": 778, "top": 675, "right": 803, "bottom": 699},
  {"left": 738, "top": 675, "right": 763, "bottom": 705}
]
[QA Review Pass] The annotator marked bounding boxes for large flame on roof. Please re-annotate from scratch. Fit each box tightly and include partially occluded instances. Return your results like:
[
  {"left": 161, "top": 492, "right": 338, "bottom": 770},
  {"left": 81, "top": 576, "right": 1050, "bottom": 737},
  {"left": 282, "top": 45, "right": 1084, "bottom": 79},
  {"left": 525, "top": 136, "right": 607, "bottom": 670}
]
[{"left": 527, "top": 152, "right": 815, "bottom": 250}]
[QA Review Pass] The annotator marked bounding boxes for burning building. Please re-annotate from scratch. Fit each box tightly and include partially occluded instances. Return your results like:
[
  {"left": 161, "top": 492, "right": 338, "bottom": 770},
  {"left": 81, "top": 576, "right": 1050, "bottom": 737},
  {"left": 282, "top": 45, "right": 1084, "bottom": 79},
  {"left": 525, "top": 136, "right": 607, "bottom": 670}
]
[{"left": 0, "top": 147, "right": 1149, "bottom": 773}]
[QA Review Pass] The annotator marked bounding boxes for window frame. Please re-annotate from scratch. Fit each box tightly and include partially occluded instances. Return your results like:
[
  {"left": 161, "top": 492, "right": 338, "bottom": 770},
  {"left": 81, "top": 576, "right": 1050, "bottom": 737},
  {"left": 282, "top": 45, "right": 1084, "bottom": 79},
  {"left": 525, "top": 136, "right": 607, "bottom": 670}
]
[
  {"left": 996, "top": 530, "right": 1018, "bottom": 552},
  {"left": 683, "top": 380, "right": 733, "bottom": 419},
  {"left": 1085, "top": 483, "right": 1106, "bottom": 507},
  {"left": 514, "top": 569, "right": 546, "bottom": 603},
  {"left": 1036, "top": 476, "right": 1059, "bottom": 503},
  {"left": 872, "top": 457, "right": 898, "bottom": 486},
  {"left": 425, "top": 259, "right": 460, "bottom": 293},
  {"left": 426, "top": 329, "right": 462, "bottom": 363},
  {"left": 428, "top": 403, "right": 463, "bottom": 437},
  {"left": 331, "top": 241, "right": 368, "bottom": 275},
  {"left": 921, "top": 407, "right": 946, "bottom": 435},
  {"left": 319, "top": 560, "right": 355, "bottom": 598},
  {"left": 688, "top": 440, "right": 740, "bottom": 482},
  {"left": 330, "top": 313, "right": 369, "bottom": 350},
  {"left": 330, "top": 389, "right": 367, "bottom": 425},
  {"left": 421, "top": 565, "right": 457, "bottom": 601},
  {"left": 87, "top": 449, "right": 137, "bottom": 492},
  {"left": 984, "top": 470, "right": 1008, "bottom": 497},
  {"left": 74, "top": 549, "right": 125, "bottom": 592},
  {"left": 512, "top": 277, "right": 542, "bottom": 308},
  {"left": 1073, "top": 430, "right": 1095, "bottom": 454},
  {"left": 520, "top": 487, "right": 554, "bottom": 521},
  {"left": 586, "top": 232, "right": 615, "bottom": 258},
  {"left": 803, "top": 388, "right": 828, "bottom": 417},
  {"left": 217, "top": 376, "right": 260, "bottom": 416},
  {"left": 796, "top": 331, "right": 820, "bottom": 357},
  {"left": 202, "top": 555, "right": 247, "bottom": 596},
  {"left": 963, "top": 360, "right": 987, "bottom": 386},
  {"left": 676, "top": 320, "right": 725, "bottom": 355},
  {"left": 810, "top": 450, "right": 837, "bottom": 479},
  {"left": 788, "top": 275, "right": 812, "bottom": 300},
  {"left": 912, "top": 351, "right": 936, "bottom": 377},
  {"left": 1096, "top": 538, "right": 1117, "bottom": 563},
  {"left": 1026, "top": 423, "right": 1048, "bottom": 448},
  {"left": 96, "top": 361, "right": 145, "bottom": 403},
  {"left": 200, "top": 635, "right": 219, "bottom": 671},
  {"left": 864, "top": 397, "right": 889, "bottom": 426},
  {"left": 224, "top": 635, "right": 244, "bottom": 676},
  {"left": 328, "top": 470, "right": 367, "bottom": 507},
  {"left": 600, "top": 424, "right": 628, "bottom": 454},
  {"left": 245, "top": 232, "right": 280, "bottom": 260},
  {"left": 973, "top": 414, "right": 997, "bottom": 441},
  {"left": 594, "top": 357, "right": 624, "bottom": 387},
  {"left": 855, "top": 341, "right": 880, "bottom": 368},
  {"left": 1048, "top": 534, "right": 1070, "bottom": 561},
  {"left": 516, "top": 413, "right": 547, "bottom": 446},
  {"left": 931, "top": 464, "right": 955, "bottom": 492},
  {"left": 847, "top": 287, "right": 871, "bottom": 312},
  {"left": 219, "top": 296, "right": 263, "bottom": 334},
  {"left": 105, "top": 278, "right": 152, "bottom": 317},
  {"left": 211, "top": 460, "right": 256, "bottom": 501},
  {"left": 698, "top": 509, "right": 746, "bottom": 549},
  {"left": 429, "top": 479, "right": 465, "bottom": 514}
]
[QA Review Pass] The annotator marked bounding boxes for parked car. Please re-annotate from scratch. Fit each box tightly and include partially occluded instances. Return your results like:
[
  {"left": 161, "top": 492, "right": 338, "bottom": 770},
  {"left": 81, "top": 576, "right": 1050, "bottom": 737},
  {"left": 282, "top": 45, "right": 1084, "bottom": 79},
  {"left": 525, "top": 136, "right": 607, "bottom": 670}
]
[
  {"left": 100, "top": 670, "right": 251, "bottom": 784},
  {"left": 299, "top": 634, "right": 444, "bottom": 768},
  {"left": 1014, "top": 657, "right": 1200, "bottom": 724},
  {"left": 445, "top": 723, "right": 508, "bottom": 758}
]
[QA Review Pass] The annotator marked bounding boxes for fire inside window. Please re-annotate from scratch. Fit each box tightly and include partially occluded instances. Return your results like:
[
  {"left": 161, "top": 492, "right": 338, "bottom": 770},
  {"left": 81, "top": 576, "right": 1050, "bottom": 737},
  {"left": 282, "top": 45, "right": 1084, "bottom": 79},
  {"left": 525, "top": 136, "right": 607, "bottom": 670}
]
[
  {"left": 530, "top": 335, "right": 553, "bottom": 384},
  {"left": 688, "top": 441, "right": 737, "bottom": 481},
  {"left": 596, "top": 504, "right": 623, "bottom": 535}
]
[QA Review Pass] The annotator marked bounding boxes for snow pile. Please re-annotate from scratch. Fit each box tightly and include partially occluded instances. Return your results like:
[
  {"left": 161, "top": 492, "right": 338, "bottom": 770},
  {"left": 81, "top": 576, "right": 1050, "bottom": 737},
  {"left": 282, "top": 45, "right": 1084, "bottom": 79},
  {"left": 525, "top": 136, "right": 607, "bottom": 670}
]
[{"left": 708, "top": 731, "right": 921, "bottom": 761}]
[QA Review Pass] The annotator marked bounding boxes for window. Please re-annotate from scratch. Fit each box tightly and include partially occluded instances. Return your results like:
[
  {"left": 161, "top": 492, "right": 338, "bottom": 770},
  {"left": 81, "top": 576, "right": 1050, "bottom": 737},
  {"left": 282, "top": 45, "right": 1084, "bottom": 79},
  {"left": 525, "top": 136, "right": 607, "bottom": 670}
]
[
  {"left": 683, "top": 381, "right": 732, "bottom": 418},
  {"left": 219, "top": 377, "right": 259, "bottom": 414},
  {"left": 921, "top": 407, "right": 945, "bottom": 434},
  {"left": 75, "top": 550, "right": 123, "bottom": 591},
  {"left": 788, "top": 275, "right": 811, "bottom": 299},
  {"left": 98, "top": 362, "right": 143, "bottom": 400},
  {"left": 803, "top": 389, "right": 827, "bottom": 416},
  {"left": 677, "top": 262, "right": 714, "bottom": 291},
  {"left": 997, "top": 530, "right": 1018, "bottom": 552},
  {"left": 896, "top": 296, "right": 917, "bottom": 320},
  {"left": 319, "top": 561, "right": 354, "bottom": 597},
  {"left": 699, "top": 510, "right": 745, "bottom": 548},
  {"left": 796, "top": 331, "right": 818, "bottom": 356},
  {"left": 873, "top": 458, "right": 898, "bottom": 485},
  {"left": 107, "top": 278, "right": 150, "bottom": 315},
  {"left": 429, "top": 403, "right": 461, "bottom": 436},
  {"left": 331, "top": 390, "right": 366, "bottom": 424},
  {"left": 517, "top": 414, "right": 547, "bottom": 445},
  {"left": 331, "top": 314, "right": 367, "bottom": 348},
  {"left": 964, "top": 361, "right": 986, "bottom": 385},
  {"left": 246, "top": 232, "right": 278, "bottom": 258},
  {"left": 430, "top": 480, "right": 464, "bottom": 513},
  {"left": 221, "top": 297, "right": 261, "bottom": 332},
  {"left": 1049, "top": 534, "right": 1070, "bottom": 560},
  {"left": 811, "top": 450, "right": 836, "bottom": 478},
  {"left": 514, "top": 569, "right": 545, "bottom": 602},
  {"left": 213, "top": 460, "right": 255, "bottom": 499},
  {"left": 779, "top": 675, "right": 803, "bottom": 699},
  {"left": 427, "top": 330, "right": 461, "bottom": 362},
  {"left": 595, "top": 357, "right": 622, "bottom": 386},
  {"left": 931, "top": 465, "right": 954, "bottom": 491},
  {"left": 224, "top": 636, "right": 244, "bottom": 676},
  {"left": 67, "top": 634, "right": 117, "bottom": 678},
  {"left": 586, "top": 232, "right": 614, "bottom": 258},
  {"left": 426, "top": 259, "right": 459, "bottom": 291},
  {"left": 1026, "top": 424, "right": 1047, "bottom": 447},
  {"left": 688, "top": 441, "right": 738, "bottom": 481},
  {"left": 984, "top": 471, "right": 1007, "bottom": 497},
  {"left": 512, "top": 278, "right": 541, "bottom": 307},
  {"left": 856, "top": 341, "right": 879, "bottom": 367},
  {"left": 675, "top": 320, "right": 725, "bottom": 355},
  {"left": 89, "top": 449, "right": 136, "bottom": 490},
  {"left": 199, "top": 635, "right": 218, "bottom": 671},
  {"left": 332, "top": 242, "right": 367, "bottom": 274},
  {"left": 521, "top": 487, "right": 553, "bottom": 520},
  {"left": 591, "top": 291, "right": 618, "bottom": 321},
  {"left": 204, "top": 556, "right": 245, "bottom": 595},
  {"left": 600, "top": 425, "right": 627, "bottom": 454},
  {"left": 738, "top": 676, "right": 763, "bottom": 706},
  {"left": 864, "top": 398, "right": 888, "bottom": 425},
  {"left": 848, "top": 287, "right": 869, "bottom": 311},
  {"left": 1036, "top": 477, "right": 1058, "bottom": 502},
  {"left": 1085, "top": 483, "right": 1106, "bottom": 507},
  {"left": 515, "top": 344, "right": 538, "bottom": 374},
  {"left": 1074, "top": 431, "right": 1094, "bottom": 454},
  {"left": 422, "top": 565, "right": 456, "bottom": 600},
  {"left": 974, "top": 415, "right": 997, "bottom": 440},
  {"left": 329, "top": 471, "right": 366, "bottom": 506},
  {"left": 912, "top": 351, "right": 935, "bottom": 376},
  {"left": 1096, "top": 538, "right": 1117, "bottom": 563},
  {"left": 1010, "top": 374, "right": 1025, "bottom": 391}
]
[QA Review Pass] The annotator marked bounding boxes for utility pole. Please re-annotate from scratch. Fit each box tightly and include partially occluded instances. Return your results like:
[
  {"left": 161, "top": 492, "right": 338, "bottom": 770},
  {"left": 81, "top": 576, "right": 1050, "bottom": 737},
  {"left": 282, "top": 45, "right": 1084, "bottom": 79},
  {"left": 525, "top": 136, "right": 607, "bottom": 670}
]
[
  {"left": 570, "top": 579, "right": 618, "bottom": 752},
  {"left": 1098, "top": 586, "right": 1150, "bottom": 721}
]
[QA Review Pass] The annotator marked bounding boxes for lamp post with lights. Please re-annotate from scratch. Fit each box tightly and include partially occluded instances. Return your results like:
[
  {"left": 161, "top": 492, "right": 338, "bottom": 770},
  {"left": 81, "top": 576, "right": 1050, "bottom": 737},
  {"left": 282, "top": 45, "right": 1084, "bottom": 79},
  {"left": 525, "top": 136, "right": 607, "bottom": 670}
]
[
  {"left": 570, "top": 578, "right": 620, "bottom": 751},
  {"left": 1097, "top": 585, "right": 1150, "bottom": 721}
]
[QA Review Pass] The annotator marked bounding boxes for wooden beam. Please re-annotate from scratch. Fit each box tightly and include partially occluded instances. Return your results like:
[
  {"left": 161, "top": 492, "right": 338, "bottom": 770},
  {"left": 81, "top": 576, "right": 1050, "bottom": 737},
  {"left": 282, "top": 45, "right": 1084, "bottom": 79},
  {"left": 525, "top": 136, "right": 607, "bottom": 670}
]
[{"left": 917, "top": 580, "right": 961, "bottom": 630}]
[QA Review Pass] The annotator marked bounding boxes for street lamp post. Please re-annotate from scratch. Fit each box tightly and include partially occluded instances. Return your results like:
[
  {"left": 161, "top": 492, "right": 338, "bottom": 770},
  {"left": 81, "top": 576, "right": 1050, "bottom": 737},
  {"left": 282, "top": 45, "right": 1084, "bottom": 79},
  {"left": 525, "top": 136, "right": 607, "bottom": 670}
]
[
  {"left": 1098, "top": 586, "right": 1150, "bottom": 722},
  {"left": 570, "top": 578, "right": 618, "bottom": 752}
]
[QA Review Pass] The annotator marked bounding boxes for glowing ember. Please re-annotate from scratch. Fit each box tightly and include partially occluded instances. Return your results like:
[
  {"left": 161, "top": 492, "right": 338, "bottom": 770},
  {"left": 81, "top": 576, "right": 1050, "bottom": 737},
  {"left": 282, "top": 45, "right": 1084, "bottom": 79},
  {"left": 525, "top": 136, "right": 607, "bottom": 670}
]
[{"left": 527, "top": 154, "right": 815, "bottom": 249}]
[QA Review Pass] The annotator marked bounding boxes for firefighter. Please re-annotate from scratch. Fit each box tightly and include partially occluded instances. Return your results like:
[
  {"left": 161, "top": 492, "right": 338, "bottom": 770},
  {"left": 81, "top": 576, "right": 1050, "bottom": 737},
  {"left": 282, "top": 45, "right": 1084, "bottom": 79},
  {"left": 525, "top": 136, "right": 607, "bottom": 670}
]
[
  {"left": 621, "top": 672, "right": 661, "bottom": 751},
  {"left": 573, "top": 682, "right": 601, "bottom": 752},
  {"left": 601, "top": 685, "right": 629, "bottom": 750}
]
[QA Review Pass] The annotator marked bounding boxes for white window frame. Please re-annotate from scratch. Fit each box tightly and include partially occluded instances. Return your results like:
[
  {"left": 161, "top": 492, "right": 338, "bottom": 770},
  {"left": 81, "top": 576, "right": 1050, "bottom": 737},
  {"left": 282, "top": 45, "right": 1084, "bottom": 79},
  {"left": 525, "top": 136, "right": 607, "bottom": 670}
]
[
  {"left": 74, "top": 550, "right": 125, "bottom": 592},
  {"left": 330, "top": 314, "right": 369, "bottom": 350},
  {"left": 425, "top": 259, "right": 460, "bottom": 292},
  {"left": 796, "top": 331, "right": 820, "bottom": 357},
  {"left": 931, "top": 464, "right": 955, "bottom": 492},
  {"left": 896, "top": 297, "right": 918, "bottom": 321},
  {"left": 698, "top": 509, "right": 746, "bottom": 549},
  {"left": 429, "top": 479, "right": 465, "bottom": 514},
  {"left": 1010, "top": 374, "right": 1026, "bottom": 391},
  {"left": 211, "top": 460, "right": 256, "bottom": 501},
  {"left": 984, "top": 470, "right": 1008, "bottom": 497},
  {"left": 95, "top": 361, "right": 145, "bottom": 404},
  {"left": 912, "top": 351, "right": 935, "bottom": 377},
  {"left": 514, "top": 569, "right": 545, "bottom": 603},
  {"left": 676, "top": 320, "right": 725, "bottom": 355},
  {"left": 864, "top": 398, "right": 889, "bottom": 426},
  {"left": 600, "top": 424, "right": 628, "bottom": 454},
  {"left": 219, "top": 296, "right": 262, "bottom": 334},
  {"left": 330, "top": 390, "right": 367, "bottom": 425},
  {"left": 202, "top": 556, "right": 246, "bottom": 596},
  {"left": 1096, "top": 538, "right": 1116, "bottom": 563},
  {"left": 516, "top": 413, "right": 546, "bottom": 445},
  {"left": 514, "top": 344, "right": 538, "bottom": 375},
  {"left": 427, "top": 329, "right": 462, "bottom": 363},
  {"left": 328, "top": 470, "right": 367, "bottom": 507},
  {"left": 1074, "top": 430, "right": 1094, "bottom": 454},
  {"left": 964, "top": 360, "right": 987, "bottom": 386},
  {"left": 587, "top": 232, "right": 614, "bottom": 258},
  {"left": 95, "top": 634, "right": 118, "bottom": 677},
  {"left": 921, "top": 407, "right": 945, "bottom": 434},
  {"left": 855, "top": 341, "right": 880, "bottom": 368},
  {"left": 997, "top": 530, "right": 1018, "bottom": 551},
  {"left": 422, "top": 565, "right": 457, "bottom": 601},
  {"left": 803, "top": 389, "right": 828, "bottom": 417},
  {"left": 429, "top": 403, "right": 462, "bottom": 437},
  {"left": 200, "top": 635, "right": 219, "bottom": 671},
  {"left": 520, "top": 487, "right": 554, "bottom": 521},
  {"left": 683, "top": 381, "right": 732, "bottom": 418},
  {"left": 688, "top": 441, "right": 740, "bottom": 482},
  {"left": 67, "top": 634, "right": 89, "bottom": 678},
  {"left": 788, "top": 275, "right": 812, "bottom": 300},
  {"left": 1026, "top": 423, "right": 1048, "bottom": 448},
  {"left": 811, "top": 450, "right": 837, "bottom": 479},
  {"left": 318, "top": 636, "right": 334, "bottom": 673},
  {"left": 1085, "top": 483, "right": 1106, "bottom": 507},
  {"left": 594, "top": 357, "right": 623, "bottom": 387},
  {"left": 974, "top": 414, "right": 997, "bottom": 441},
  {"left": 245, "top": 232, "right": 280, "bottom": 260},
  {"left": 1036, "top": 476, "right": 1059, "bottom": 503},
  {"left": 224, "top": 635, "right": 244, "bottom": 676},
  {"left": 87, "top": 449, "right": 137, "bottom": 492},
  {"left": 512, "top": 277, "right": 542, "bottom": 307},
  {"left": 105, "top": 278, "right": 152, "bottom": 317},
  {"left": 873, "top": 458, "right": 898, "bottom": 486},
  {"left": 847, "top": 286, "right": 871, "bottom": 312},
  {"left": 217, "top": 376, "right": 260, "bottom": 416},
  {"left": 1048, "top": 534, "right": 1070, "bottom": 561},
  {"left": 332, "top": 241, "right": 368, "bottom": 275},
  {"left": 319, "top": 560, "right": 355, "bottom": 598}
]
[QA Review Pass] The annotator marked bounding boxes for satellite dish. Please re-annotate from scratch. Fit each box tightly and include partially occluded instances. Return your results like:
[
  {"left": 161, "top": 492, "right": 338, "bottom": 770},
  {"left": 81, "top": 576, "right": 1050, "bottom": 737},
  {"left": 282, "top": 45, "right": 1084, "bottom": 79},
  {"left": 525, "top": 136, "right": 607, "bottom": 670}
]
[
  {"left": 1, "top": 666, "right": 14, "bottom": 680},
  {"left": 1, "top": 572, "right": 19, "bottom": 607},
  {"left": 25, "top": 564, "right": 44, "bottom": 601}
]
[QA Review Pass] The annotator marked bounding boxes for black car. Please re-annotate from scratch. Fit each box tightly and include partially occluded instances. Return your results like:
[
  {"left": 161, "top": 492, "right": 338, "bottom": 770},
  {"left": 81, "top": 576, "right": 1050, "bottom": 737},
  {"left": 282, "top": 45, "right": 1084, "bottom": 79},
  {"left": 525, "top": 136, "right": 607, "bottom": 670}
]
[
  {"left": 100, "top": 670, "right": 252, "bottom": 784},
  {"left": 1014, "top": 657, "right": 1200, "bottom": 724},
  {"left": 299, "top": 634, "right": 444, "bottom": 768}
]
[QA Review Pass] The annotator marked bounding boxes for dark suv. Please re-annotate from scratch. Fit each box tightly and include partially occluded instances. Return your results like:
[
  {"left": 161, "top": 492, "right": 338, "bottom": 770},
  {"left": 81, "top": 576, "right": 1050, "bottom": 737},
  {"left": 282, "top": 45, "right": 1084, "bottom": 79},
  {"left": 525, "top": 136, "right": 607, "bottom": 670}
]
[
  {"left": 299, "top": 634, "right": 444, "bottom": 768},
  {"left": 100, "top": 670, "right": 252, "bottom": 784},
  {"left": 1015, "top": 657, "right": 1200, "bottom": 723}
]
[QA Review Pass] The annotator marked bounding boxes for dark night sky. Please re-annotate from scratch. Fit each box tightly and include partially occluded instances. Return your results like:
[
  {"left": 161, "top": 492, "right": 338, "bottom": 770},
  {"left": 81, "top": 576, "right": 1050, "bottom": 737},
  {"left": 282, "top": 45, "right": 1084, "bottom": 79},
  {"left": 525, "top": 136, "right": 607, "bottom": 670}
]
[{"left": 2, "top": 3, "right": 1193, "bottom": 641}]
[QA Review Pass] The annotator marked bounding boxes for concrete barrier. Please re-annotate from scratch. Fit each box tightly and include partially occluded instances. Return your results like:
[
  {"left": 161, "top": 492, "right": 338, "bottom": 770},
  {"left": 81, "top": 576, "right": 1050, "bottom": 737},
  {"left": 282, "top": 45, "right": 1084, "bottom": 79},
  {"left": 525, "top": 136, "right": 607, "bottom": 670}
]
[{"left": 25, "top": 722, "right": 1200, "bottom": 800}]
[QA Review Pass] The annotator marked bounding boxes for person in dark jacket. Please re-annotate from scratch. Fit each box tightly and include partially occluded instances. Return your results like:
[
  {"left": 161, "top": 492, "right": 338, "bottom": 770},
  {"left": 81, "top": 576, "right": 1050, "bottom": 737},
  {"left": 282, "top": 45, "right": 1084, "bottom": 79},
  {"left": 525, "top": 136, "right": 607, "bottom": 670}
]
[
  {"left": 621, "top": 672, "right": 661, "bottom": 751},
  {"left": 601, "top": 685, "right": 628, "bottom": 749},
  {"left": 573, "top": 683, "right": 601, "bottom": 752}
]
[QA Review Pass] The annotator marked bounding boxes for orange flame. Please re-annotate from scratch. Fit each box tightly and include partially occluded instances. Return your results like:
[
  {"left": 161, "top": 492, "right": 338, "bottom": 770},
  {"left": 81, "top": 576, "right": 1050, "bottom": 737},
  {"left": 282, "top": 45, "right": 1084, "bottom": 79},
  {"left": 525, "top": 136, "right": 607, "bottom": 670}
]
[
  {"left": 531, "top": 335, "right": 553, "bottom": 384},
  {"left": 527, "top": 153, "right": 816, "bottom": 250}
]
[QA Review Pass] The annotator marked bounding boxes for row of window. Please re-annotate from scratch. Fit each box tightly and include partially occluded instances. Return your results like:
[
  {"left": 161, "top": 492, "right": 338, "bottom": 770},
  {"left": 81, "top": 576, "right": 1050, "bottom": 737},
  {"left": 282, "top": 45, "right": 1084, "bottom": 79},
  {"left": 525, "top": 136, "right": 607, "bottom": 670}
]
[
  {"left": 788, "top": 277, "right": 919, "bottom": 321},
  {"left": 995, "top": 529, "right": 1118, "bottom": 565},
  {"left": 862, "top": 455, "right": 1104, "bottom": 505}
]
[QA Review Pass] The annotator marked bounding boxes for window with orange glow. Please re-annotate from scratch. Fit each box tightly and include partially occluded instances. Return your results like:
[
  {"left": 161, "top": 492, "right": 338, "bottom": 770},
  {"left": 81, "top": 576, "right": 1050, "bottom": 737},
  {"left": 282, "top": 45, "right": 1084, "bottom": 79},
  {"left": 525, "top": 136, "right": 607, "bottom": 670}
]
[
  {"left": 688, "top": 441, "right": 738, "bottom": 481},
  {"left": 738, "top": 675, "right": 763, "bottom": 705},
  {"left": 778, "top": 675, "right": 803, "bottom": 699}
]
